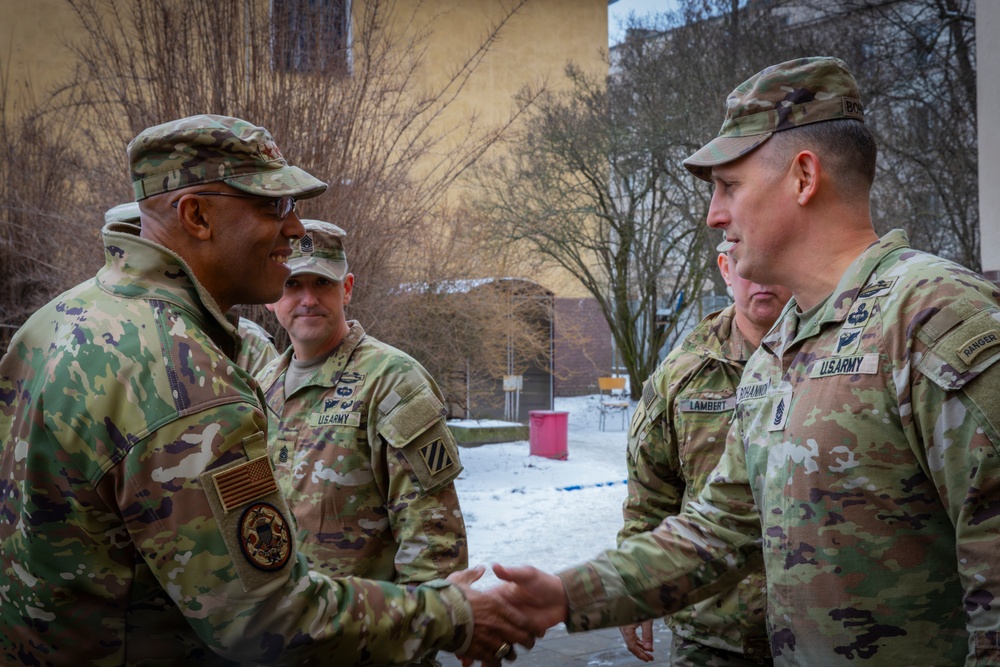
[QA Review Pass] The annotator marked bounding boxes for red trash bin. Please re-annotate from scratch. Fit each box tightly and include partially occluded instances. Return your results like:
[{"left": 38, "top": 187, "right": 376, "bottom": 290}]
[{"left": 529, "top": 410, "right": 568, "bottom": 460}]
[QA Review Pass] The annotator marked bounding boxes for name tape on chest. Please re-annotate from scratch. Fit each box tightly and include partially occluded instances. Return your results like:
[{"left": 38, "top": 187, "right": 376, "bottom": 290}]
[
  {"left": 736, "top": 381, "right": 770, "bottom": 404},
  {"left": 678, "top": 397, "right": 736, "bottom": 413},
  {"left": 810, "top": 353, "right": 880, "bottom": 378}
]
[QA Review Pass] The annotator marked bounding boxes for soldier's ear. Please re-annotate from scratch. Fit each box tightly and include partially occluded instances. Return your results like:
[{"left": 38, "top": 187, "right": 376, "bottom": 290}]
[
  {"left": 343, "top": 274, "right": 355, "bottom": 306},
  {"left": 173, "top": 193, "right": 213, "bottom": 241},
  {"left": 792, "top": 150, "right": 821, "bottom": 206}
]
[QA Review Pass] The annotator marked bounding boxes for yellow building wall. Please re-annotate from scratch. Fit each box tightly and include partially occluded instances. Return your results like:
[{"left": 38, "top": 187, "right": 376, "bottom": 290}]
[{"left": 0, "top": 0, "right": 608, "bottom": 297}]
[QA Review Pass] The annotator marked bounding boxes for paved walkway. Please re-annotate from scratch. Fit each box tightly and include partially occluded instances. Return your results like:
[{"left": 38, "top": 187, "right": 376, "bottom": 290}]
[{"left": 439, "top": 621, "right": 673, "bottom": 667}]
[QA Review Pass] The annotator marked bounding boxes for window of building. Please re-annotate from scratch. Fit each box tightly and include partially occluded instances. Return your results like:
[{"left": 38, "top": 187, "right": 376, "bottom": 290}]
[{"left": 272, "top": 0, "right": 351, "bottom": 75}]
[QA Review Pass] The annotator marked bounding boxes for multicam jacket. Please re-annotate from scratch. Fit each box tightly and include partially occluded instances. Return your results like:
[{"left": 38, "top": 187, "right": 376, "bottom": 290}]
[
  {"left": 258, "top": 322, "right": 468, "bottom": 586},
  {"left": 236, "top": 316, "right": 279, "bottom": 377},
  {"left": 0, "top": 223, "right": 472, "bottom": 666},
  {"left": 559, "top": 230, "right": 1000, "bottom": 666},
  {"left": 619, "top": 305, "right": 769, "bottom": 659}
]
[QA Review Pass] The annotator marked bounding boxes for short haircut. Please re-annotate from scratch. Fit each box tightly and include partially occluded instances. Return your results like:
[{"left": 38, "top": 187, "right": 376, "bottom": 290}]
[{"left": 764, "top": 119, "right": 877, "bottom": 195}]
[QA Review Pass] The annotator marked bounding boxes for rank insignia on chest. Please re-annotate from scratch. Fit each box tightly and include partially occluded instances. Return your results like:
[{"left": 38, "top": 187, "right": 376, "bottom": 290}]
[
  {"left": 767, "top": 392, "right": 792, "bottom": 432},
  {"left": 419, "top": 438, "right": 454, "bottom": 475}
]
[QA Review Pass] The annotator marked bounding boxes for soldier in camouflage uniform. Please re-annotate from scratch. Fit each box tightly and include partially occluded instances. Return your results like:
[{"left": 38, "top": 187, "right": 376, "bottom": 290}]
[
  {"left": 618, "top": 250, "right": 788, "bottom": 666},
  {"left": 489, "top": 57, "right": 1000, "bottom": 666},
  {"left": 104, "top": 200, "right": 280, "bottom": 376},
  {"left": 258, "top": 219, "right": 469, "bottom": 667},
  {"left": 0, "top": 114, "right": 536, "bottom": 665}
]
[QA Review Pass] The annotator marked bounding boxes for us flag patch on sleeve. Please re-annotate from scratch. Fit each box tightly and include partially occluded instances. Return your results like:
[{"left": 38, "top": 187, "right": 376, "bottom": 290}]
[
  {"left": 419, "top": 438, "right": 454, "bottom": 475},
  {"left": 213, "top": 457, "right": 279, "bottom": 513}
]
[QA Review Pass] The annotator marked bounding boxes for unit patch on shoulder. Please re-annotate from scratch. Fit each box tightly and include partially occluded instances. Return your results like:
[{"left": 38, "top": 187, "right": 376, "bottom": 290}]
[
  {"left": 857, "top": 278, "right": 895, "bottom": 299},
  {"left": 419, "top": 438, "right": 455, "bottom": 475},
  {"left": 213, "top": 457, "right": 278, "bottom": 513},
  {"left": 238, "top": 502, "right": 292, "bottom": 571}
]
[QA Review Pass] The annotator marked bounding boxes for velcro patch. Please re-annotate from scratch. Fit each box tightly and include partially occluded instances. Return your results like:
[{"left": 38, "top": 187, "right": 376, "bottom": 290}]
[
  {"left": 958, "top": 330, "right": 1000, "bottom": 365},
  {"left": 213, "top": 457, "right": 278, "bottom": 513},
  {"left": 238, "top": 502, "right": 292, "bottom": 571},
  {"left": 810, "top": 353, "right": 880, "bottom": 378},
  {"left": 678, "top": 397, "right": 735, "bottom": 413},
  {"left": 419, "top": 438, "right": 455, "bottom": 475}
]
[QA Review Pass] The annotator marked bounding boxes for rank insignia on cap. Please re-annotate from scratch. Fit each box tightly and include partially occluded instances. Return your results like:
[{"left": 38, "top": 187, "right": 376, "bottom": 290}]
[
  {"left": 299, "top": 233, "right": 314, "bottom": 254},
  {"left": 213, "top": 457, "right": 279, "bottom": 513},
  {"left": 238, "top": 502, "right": 292, "bottom": 571},
  {"left": 419, "top": 438, "right": 454, "bottom": 475}
]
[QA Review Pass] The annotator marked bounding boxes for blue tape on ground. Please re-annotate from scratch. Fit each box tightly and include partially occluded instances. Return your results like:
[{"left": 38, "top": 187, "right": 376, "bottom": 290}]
[{"left": 556, "top": 479, "right": 628, "bottom": 492}]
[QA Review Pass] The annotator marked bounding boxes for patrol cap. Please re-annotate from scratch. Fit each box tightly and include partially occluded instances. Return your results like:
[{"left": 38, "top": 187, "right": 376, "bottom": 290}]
[
  {"left": 288, "top": 219, "right": 349, "bottom": 282},
  {"left": 128, "top": 114, "right": 328, "bottom": 201},
  {"left": 105, "top": 202, "right": 140, "bottom": 224},
  {"left": 683, "top": 57, "right": 864, "bottom": 181}
]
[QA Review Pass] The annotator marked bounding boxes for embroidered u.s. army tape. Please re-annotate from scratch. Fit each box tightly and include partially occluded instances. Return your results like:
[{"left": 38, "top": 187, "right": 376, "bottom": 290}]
[
  {"left": 810, "top": 353, "right": 879, "bottom": 378},
  {"left": 309, "top": 410, "right": 362, "bottom": 427},
  {"left": 213, "top": 456, "right": 278, "bottom": 513}
]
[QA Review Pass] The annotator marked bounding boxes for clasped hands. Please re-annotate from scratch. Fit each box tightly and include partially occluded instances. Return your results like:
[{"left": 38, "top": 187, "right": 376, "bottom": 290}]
[{"left": 446, "top": 563, "right": 567, "bottom": 666}]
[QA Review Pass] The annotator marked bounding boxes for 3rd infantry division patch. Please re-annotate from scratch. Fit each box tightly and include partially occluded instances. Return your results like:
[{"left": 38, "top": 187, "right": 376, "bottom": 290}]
[{"left": 419, "top": 438, "right": 454, "bottom": 475}]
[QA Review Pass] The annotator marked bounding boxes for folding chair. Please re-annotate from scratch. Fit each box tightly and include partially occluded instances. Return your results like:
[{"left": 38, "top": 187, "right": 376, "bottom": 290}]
[{"left": 597, "top": 377, "right": 629, "bottom": 431}]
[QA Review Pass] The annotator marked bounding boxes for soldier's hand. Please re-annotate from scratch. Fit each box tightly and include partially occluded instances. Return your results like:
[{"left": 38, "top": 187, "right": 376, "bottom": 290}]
[
  {"left": 491, "top": 563, "right": 568, "bottom": 631},
  {"left": 448, "top": 566, "right": 538, "bottom": 667},
  {"left": 620, "top": 620, "right": 655, "bottom": 662}
]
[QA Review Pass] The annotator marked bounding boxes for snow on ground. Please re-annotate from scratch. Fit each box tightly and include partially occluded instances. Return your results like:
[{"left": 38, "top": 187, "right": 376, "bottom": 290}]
[{"left": 454, "top": 394, "right": 635, "bottom": 590}]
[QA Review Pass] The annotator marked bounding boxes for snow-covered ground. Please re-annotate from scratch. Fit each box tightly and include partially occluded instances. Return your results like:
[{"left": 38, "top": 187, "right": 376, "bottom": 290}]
[{"left": 454, "top": 394, "right": 635, "bottom": 590}]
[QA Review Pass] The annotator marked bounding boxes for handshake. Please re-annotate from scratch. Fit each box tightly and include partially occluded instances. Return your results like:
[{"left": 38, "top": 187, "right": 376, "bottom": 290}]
[{"left": 446, "top": 564, "right": 568, "bottom": 666}]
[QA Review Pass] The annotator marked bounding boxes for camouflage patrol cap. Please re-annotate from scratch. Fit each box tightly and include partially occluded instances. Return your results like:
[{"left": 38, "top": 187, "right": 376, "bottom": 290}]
[
  {"left": 128, "top": 114, "right": 328, "bottom": 201},
  {"left": 683, "top": 57, "right": 864, "bottom": 181},
  {"left": 104, "top": 202, "right": 140, "bottom": 224},
  {"left": 288, "top": 219, "right": 349, "bottom": 282}
]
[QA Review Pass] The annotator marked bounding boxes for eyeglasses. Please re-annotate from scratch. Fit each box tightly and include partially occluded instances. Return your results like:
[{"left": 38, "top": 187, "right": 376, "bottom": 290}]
[{"left": 172, "top": 192, "right": 297, "bottom": 220}]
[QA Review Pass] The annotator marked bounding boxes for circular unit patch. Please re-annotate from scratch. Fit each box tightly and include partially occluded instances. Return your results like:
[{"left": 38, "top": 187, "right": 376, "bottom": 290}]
[{"left": 238, "top": 502, "right": 292, "bottom": 571}]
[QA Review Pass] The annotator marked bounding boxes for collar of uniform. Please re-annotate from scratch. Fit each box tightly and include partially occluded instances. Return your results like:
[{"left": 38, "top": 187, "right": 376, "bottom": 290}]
[
  {"left": 681, "top": 304, "right": 747, "bottom": 364},
  {"left": 262, "top": 320, "right": 367, "bottom": 413},
  {"left": 97, "top": 221, "right": 239, "bottom": 342},
  {"left": 759, "top": 229, "right": 911, "bottom": 353}
]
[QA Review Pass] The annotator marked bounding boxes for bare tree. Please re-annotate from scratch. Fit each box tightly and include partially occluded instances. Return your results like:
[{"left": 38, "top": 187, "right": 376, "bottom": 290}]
[
  {"left": 471, "top": 1, "right": 811, "bottom": 398},
  {"left": 762, "top": 0, "right": 978, "bottom": 269},
  {"left": 2, "top": 0, "right": 548, "bottom": 388}
]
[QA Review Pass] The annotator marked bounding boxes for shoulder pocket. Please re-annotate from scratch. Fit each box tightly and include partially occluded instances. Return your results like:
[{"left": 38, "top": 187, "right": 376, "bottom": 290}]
[
  {"left": 377, "top": 385, "right": 461, "bottom": 491},
  {"left": 916, "top": 301, "right": 1000, "bottom": 390}
]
